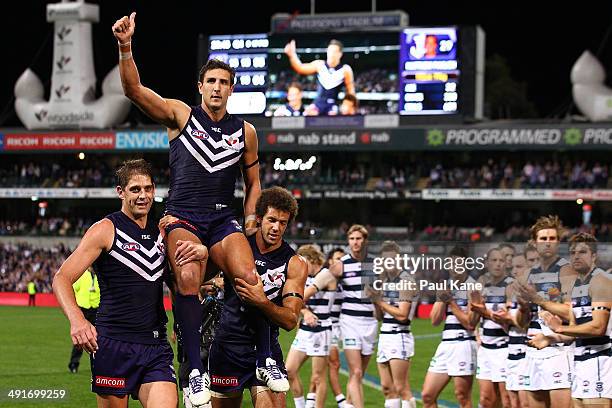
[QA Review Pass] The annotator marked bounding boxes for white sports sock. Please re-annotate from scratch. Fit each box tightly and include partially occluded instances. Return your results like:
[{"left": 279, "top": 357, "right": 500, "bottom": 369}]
[
  {"left": 305, "top": 392, "right": 316, "bottom": 408},
  {"left": 401, "top": 398, "right": 417, "bottom": 408},
  {"left": 384, "top": 398, "right": 401, "bottom": 408},
  {"left": 294, "top": 396, "right": 305, "bottom": 408},
  {"left": 335, "top": 393, "right": 347, "bottom": 407}
]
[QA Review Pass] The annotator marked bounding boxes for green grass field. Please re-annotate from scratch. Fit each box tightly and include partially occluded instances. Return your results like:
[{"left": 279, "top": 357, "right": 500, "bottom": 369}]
[{"left": 0, "top": 306, "right": 477, "bottom": 407}]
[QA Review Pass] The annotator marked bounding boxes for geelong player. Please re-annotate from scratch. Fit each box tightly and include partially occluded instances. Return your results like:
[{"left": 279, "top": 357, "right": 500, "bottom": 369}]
[
  {"left": 286, "top": 244, "right": 334, "bottom": 408},
  {"left": 53, "top": 160, "right": 206, "bottom": 408},
  {"left": 421, "top": 246, "right": 478, "bottom": 408},
  {"left": 284, "top": 39, "right": 355, "bottom": 115},
  {"left": 515, "top": 216, "right": 575, "bottom": 408},
  {"left": 207, "top": 187, "right": 308, "bottom": 408},
  {"left": 469, "top": 248, "right": 513, "bottom": 408},
  {"left": 312, "top": 225, "right": 377, "bottom": 408},
  {"left": 372, "top": 241, "right": 418, "bottom": 408},
  {"left": 112, "top": 13, "right": 285, "bottom": 406},
  {"left": 529, "top": 233, "right": 611, "bottom": 407}
]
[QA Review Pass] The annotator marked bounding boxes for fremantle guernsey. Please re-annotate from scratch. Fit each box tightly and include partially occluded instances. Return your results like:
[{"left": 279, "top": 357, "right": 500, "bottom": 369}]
[
  {"left": 339, "top": 253, "right": 375, "bottom": 319},
  {"left": 315, "top": 63, "right": 348, "bottom": 109},
  {"left": 215, "top": 234, "right": 295, "bottom": 344},
  {"left": 166, "top": 106, "right": 245, "bottom": 212},
  {"left": 92, "top": 211, "right": 168, "bottom": 344}
]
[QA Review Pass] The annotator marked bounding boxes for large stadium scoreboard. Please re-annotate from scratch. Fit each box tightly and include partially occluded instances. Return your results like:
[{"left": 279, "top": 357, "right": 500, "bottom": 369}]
[
  {"left": 399, "top": 27, "right": 459, "bottom": 115},
  {"left": 205, "top": 26, "right": 483, "bottom": 119}
]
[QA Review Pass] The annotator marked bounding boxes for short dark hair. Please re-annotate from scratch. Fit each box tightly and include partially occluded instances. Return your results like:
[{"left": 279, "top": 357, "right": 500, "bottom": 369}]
[
  {"left": 116, "top": 159, "right": 154, "bottom": 189},
  {"left": 327, "top": 247, "right": 345, "bottom": 261},
  {"left": 288, "top": 81, "right": 303, "bottom": 92},
  {"left": 255, "top": 187, "right": 298, "bottom": 221},
  {"left": 329, "top": 39, "right": 343, "bottom": 51},
  {"left": 449, "top": 245, "right": 468, "bottom": 258},
  {"left": 569, "top": 232, "right": 598, "bottom": 254},
  {"left": 199, "top": 59, "right": 236, "bottom": 85},
  {"left": 343, "top": 93, "right": 359, "bottom": 109},
  {"left": 380, "top": 240, "right": 400, "bottom": 254}
]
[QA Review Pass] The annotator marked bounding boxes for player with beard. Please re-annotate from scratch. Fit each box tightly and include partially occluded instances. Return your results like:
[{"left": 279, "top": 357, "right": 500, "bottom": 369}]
[{"left": 208, "top": 187, "right": 308, "bottom": 408}]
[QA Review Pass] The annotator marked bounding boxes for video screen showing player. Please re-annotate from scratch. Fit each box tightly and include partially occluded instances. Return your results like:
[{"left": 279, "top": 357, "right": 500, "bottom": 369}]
[{"left": 266, "top": 32, "right": 399, "bottom": 116}]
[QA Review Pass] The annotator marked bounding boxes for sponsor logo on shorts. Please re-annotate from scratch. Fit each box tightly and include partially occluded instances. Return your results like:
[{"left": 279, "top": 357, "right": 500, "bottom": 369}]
[
  {"left": 122, "top": 242, "right": 141, "bottom": 251},
  {"left": 191, "top": 129, "right": 209, "bottom": 140},
  {"left": 583, "top": 380, "right": 590, "bottom": 387},
  {"left": 211, "top": 375, "right": 239, "bottom": 387},
  {"left": 553, "top": 372, "right": 562, "bottom": 378},
  {"left": 95, "top": 376, "right": 126, "bottom": 389},
  {"left": 345, "top": 339, "right": 357, "bottom": 346},
  {"left": 596, "top": 382, "right": 604, "bottom": 393},
  {"left": 459, "top": 361, "right": 466, "bottom": 367}
]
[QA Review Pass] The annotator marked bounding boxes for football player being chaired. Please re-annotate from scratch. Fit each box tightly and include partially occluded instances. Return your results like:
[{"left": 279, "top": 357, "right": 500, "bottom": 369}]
[
  {"left": 208, "top": 186, "right": 307, "bottom": 407},
  {"left": 284, "top": 38, "right": 355, "bottom": 116},
  {"left": 113, "top": 12, "right": 286, "bottom": 407},
  {"left": 54, "top": 160, "right": 209, "bottom": 408}
]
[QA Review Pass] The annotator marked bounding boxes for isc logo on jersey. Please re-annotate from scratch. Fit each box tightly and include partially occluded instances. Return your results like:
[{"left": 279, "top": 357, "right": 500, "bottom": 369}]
[
  {"left": 191, "top": 129, "right": 209, "bottom": 140},
  {"left": 122, "top": 242, "right": 141, "bottom": 251}
]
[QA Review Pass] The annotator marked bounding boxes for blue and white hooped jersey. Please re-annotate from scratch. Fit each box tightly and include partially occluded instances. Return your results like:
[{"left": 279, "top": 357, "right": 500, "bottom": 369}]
[
  {"left": 380, "top": 271, "right": 416, "bottom": 335},
  {"left": 571, "top": 268, "right": 611, "bottom": 361},
  {"left": 526, "top": 257, "right": 568, "bottom": 340},
  {"left": 479, "top": 276, "right": 513, "bottom": 348},
  {"left": 166, "top": 106, "right": 245, "bottom": 212},
  {"left": 93, "top": 211, "right": 168, "bottom": 344},
  {"left": 300, "top": 273, "right": 335, "bottom": 332},
  {"left": 442, "top": 275, "right": 477, "bottom": 342},
  {"left": 339, "top": 253, "right": 375, "bottom": 320}
]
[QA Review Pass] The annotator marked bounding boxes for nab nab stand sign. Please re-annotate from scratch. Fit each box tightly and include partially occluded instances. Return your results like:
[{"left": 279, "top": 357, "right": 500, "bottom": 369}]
[{"left": 115, "top": 132, "right": 169, "bottom": 150}]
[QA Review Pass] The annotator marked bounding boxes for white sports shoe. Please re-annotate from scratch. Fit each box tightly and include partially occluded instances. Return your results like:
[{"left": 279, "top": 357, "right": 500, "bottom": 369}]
[
  {"left": 188, "top": 369, "right": 211, "bottom": 406},
  {"left": 256, "top": 357, "right": 290, "bottom": 392}
]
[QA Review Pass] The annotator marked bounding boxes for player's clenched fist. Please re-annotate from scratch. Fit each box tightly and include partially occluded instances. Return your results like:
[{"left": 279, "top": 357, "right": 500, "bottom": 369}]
[{"left": 112, "top": 12, "right": 136, "bottom": 44}]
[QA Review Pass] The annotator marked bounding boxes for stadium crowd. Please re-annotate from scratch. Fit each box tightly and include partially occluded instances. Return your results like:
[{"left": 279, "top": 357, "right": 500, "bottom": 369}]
[
  {"left": 2, "top": 157, "right": 609, "bottom": 190},
  {"left": 0, "top": 242, "right": 70, "bottom": 293}
]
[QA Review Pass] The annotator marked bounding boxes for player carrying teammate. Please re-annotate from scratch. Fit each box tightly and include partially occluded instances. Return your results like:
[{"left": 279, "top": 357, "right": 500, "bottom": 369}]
[
  {"left": 284, "top": 39, "right": 355, "bottom": 116},
  {"left": 207, "top": 186, "right": 308, "bottom": 407},
  {"left": 112, "top": 13, "right": 284, "bottom": 406},
  {"left": 53, "top": 160, "right": 206, "bottom": 407}
]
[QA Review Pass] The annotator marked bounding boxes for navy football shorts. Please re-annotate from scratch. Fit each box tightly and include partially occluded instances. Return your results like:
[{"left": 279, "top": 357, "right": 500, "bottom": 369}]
[
  {"left": 91, "top": 336, "right": 176, "bottom": 399},
  {"left": 164, "top": 208, "right": 243, "bottom": 249},
  {"left": 208, "top": 340, "right": 286, "bottom": 394}
]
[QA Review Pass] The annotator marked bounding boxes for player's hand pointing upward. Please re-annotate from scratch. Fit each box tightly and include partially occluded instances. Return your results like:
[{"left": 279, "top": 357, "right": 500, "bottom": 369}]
[{"left": 112, "top": 12, "right": 136, "bottom": 44}]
